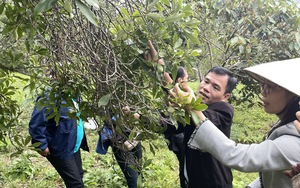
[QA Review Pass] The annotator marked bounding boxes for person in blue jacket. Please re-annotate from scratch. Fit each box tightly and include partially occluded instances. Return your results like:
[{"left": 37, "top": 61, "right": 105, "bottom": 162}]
[{"left": 29, "top": 94, "right": 89, "bottom": 188}]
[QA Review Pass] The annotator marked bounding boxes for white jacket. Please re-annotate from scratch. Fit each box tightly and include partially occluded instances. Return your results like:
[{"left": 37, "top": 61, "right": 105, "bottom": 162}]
[{"left": 188, "top": 120, "right": 300, "bottom": 188}]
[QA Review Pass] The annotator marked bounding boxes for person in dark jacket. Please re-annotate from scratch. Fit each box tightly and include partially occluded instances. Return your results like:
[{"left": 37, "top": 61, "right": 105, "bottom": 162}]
[
  {"left": 144, "top": 40, "right": 237, "bottom": 188},
  {"left": 29, "top": 94, "right": 89, "bottom": 188},
  {"left": 162, "top": 66, "right": 188, "bottom": 188},
  {"left": 176, "top": 67, "right": 237, "bottom": 188},
  {"left": 97, "top": 107, "right": 142, "bottom": 188}
]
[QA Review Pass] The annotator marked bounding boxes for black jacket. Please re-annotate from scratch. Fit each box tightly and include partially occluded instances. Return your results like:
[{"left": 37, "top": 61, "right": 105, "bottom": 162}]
[{"left": 184, "top": 101, "right": 234, "bottom": 188}]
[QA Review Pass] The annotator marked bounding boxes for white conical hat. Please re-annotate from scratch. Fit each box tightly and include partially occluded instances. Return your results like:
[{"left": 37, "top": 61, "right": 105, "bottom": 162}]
[{"left": 244, "top": 58, "right": 300, "bottom": 97}]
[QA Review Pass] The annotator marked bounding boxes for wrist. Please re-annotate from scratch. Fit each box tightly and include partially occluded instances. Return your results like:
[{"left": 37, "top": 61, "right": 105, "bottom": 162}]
[
  {"left": 190, "top": 110, "right": 206, "bottom": 126},
  {"left": 190, "top": 110, "right": 206, "bottom": 121}
]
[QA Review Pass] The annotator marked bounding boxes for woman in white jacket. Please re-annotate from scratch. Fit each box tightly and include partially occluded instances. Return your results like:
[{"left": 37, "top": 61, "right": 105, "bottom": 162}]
[{"left": 170, "top": 58, "right": 300, "bottom": 188}]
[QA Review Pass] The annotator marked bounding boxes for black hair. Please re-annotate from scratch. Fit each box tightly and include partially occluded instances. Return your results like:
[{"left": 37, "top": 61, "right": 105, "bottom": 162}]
[
  {"left": 175, "top": 66, "right": 186, "bottom": 83},
  {"left": 206, "top": 66, "right": 237, "bottom": 94},
  {"left": 278, "top": 97, "right": 300, "bottom": 127},
  {"left": 267, "top": 96, "right": 300, "bottom": 136}
]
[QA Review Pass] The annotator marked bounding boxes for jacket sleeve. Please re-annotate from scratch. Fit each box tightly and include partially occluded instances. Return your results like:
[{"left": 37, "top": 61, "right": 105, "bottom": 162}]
[
  {"left": 188, "top": 120, "right": 300, "bottom": 172},
  {"left": 245, "top": 177, "right": 262, "bottom": 188},
  {"left": 28, "top": 106, "right": 48, "bottom": 150}
]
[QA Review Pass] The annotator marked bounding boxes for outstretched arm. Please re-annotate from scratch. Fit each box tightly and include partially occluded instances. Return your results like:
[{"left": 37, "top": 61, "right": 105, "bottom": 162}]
[
  {"left": 144, "top": 40, "right": 174, "bottom": 86},
  {"left": 144, "top": 40, "right": 165, "bottom": 66}
]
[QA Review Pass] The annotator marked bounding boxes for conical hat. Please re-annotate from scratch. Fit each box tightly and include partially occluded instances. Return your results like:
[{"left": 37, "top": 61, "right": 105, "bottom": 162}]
[{"left": 244, "top": 58, "right": 300, "bottom": 97}]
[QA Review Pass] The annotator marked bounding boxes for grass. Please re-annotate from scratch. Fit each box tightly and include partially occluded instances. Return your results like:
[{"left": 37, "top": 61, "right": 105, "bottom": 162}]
[{"left": 0, "top": 131, "right": 180, "bottom": 188}]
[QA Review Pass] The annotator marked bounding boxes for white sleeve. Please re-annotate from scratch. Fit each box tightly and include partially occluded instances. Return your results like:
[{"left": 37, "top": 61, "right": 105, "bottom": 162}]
[
  {"left": 188, "top": 120, "right": 300, "bottom": 172},
  {"left": 245, "top": 177, "right": 261, "bottom": 188}
]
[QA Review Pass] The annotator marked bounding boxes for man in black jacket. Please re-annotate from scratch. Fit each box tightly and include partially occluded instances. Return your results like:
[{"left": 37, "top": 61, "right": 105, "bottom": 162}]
[
  {"left": 184, "top": 66, "right": 237, "bottom": 188},
  {"left": 144, "top": 40, "right": 237, "bottom": 188}
]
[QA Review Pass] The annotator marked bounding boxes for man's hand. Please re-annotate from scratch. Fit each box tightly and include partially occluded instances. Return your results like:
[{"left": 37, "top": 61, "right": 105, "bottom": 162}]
[
  {"left": 163, "top": 72, "right": 173, "bottom": 86},
  {"left": 122, "top": 106, "right": 130, "bottom": 115},
  {"left": 169, "top": 83, "right": 207, "bottom": 125},
  {"left": 143, "top": 40, "right": 165, "bottom": 66},
  {"left": 133, "top": 113, "right": 140, "bottom": 119},
  {"left": 284, "top": 163, "right": 300, "bottom": 178},
  {"left": 294, "top": 102, "right": 300, "bottom": 133},
  {"left": 169, "top": 83, "right": 196, "bottom": 107},
  {"left": 38, "top": 147, "right": 50, "bottom": 157}
]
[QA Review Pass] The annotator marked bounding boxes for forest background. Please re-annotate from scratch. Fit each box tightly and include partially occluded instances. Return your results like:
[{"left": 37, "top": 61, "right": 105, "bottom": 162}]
[{"left": 0, "top": 0, "right": 299, "bottom": 187}]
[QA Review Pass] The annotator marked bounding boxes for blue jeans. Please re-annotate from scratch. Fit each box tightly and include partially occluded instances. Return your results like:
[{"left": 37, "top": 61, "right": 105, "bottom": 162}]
[
  {"left": 47, "top": 150, "right": 84, "bottom": 188},
  {"left": 112, "top": 142, "right": 142, "bottom": 188}
]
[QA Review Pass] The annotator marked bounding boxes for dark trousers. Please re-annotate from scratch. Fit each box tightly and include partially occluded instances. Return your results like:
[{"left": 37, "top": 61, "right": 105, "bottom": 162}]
[
  {"left": 174, "top": 150, "right": 187, "bottom": 188},
  {"left": 47, "top": 150, "right": 84, "bottom": 188},
  {"left": 112, "top": 142, "right": 142, "bottom": 188}
]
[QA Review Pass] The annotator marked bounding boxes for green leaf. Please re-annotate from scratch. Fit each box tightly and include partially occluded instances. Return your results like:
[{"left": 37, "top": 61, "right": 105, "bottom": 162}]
[
  {"left": 185, "top": 19, "right": 201, "bottom": 27},
  {"left": 98, "top": 94, "right": 111, "bottom": 106},
  {"left": 190, "top": 111, "right": 200, "bottom": 125},
  {"left": 24, "top": 136, "right": 32, "bottom": 146},
  {"left": 174, "top": 38, "right": 183, "bottom": 49},
  {"left": 143, "top": 159, "right": 153, "bottom": 168},
  {"left": 185, "top": 111, "right": 190, "bottom": 124},
  {"left": 192, "top": 104, "right": 207, "bottom": 111},
  {"left": 149, "top": 143, "right": 156, "bottom": 155},
  {"left": 183, "top": 29, "right": 200, "bottom": 44},
  {"left": 194, "top": 95, "right": 203, "bottom": 104},
  {"left": 46, "top": 111, "right": 57, "bottom": 120},
  {"left": 5, "top": 91, "right": 15, "bottom": 96},
  {"left": 10, "top": 150, "right": 23, "bottom": 158},
  {"left": 182, "top": 4, "right": 193, "bottom": 17},
  {"left": 13, "top": 75, "right": 29, "bottom": 81},
  {"left": 154, "top": 28, "right": 168, "bottom": 38},
  {"left": 0, "top": 16, "right": 9, "bottom": 24},
  {"left": 147, "top": 13, "right": 164, "bottom": 22},
  {"left": 14, "top": 135, "right": 22, "bottom": 146},
  {"left": 0, "top": 3, "right": 5, "bottom": 14},
  {"left": 132, "top": 10, "right": 140, "bottom": 17},
  {"left": 268, "top": 16, "right": 275, "bottom": 24},
  {"left": 172, "top": 33, "right": 179, "bottom": 47},
  {"left": 30, "top": 142, "right": 41, "bottom": 148},
  {"left": 189, "top": 49, "right": 202, "bottom": 56},
  {"left": 34, "top": 0, "right": 58, "bottom": 15},
  {"left": 36, "top": 48, "right": 48, "bottom": 55},
  {"left": 137, "top": 174, "right": 143, "bottom": 187},
  {"left": 167, "top": 106, "right": 175, "bottom": 113},
  {"left": 85, "top": 0, "right": 99, "bottom": 9},
  {"left": 165, "top": 13, "right": 184, "bottom": 22},
  {"left": 121, "top": 8, "right": 130, "bottom": 18},
  {"left": 13, "top": 28, "right": 18, "bottom": 40},
  {"left": 147, "top": 0, "right": 159, "bottom": 10},
  {"left": 295, "top": 32, "right": 300, "bottom": 47},
  {"left": 75, "top": 0, "right": 99, "bottom": 27},
  {"left": 63, "top": 0, "right": 72, "bottom": 13},
  {"left": 161, "top": 0, "right": 170, "bottom": 5},
  {"left": 54, "top": 113, "right": 60, "bottom": 126},
  {"left": 17, "top": 27, "right": 23, "bottom": 39}
]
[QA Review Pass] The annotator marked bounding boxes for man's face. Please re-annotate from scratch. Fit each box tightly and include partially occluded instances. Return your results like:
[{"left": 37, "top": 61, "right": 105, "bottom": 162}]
[{"left": 198, "top": 72, "right": 230, "bottom": 105}]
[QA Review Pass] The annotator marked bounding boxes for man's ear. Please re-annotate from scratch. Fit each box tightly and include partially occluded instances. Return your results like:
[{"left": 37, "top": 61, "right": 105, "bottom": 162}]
[{"left": 223, "top": 93, "right": 230, "bottom": 101}]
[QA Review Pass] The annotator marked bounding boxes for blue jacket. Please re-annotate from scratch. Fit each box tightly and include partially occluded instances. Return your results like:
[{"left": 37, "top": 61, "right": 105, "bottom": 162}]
[{"left": 29, "top": 98, "right": 89, "bottom": 159}]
